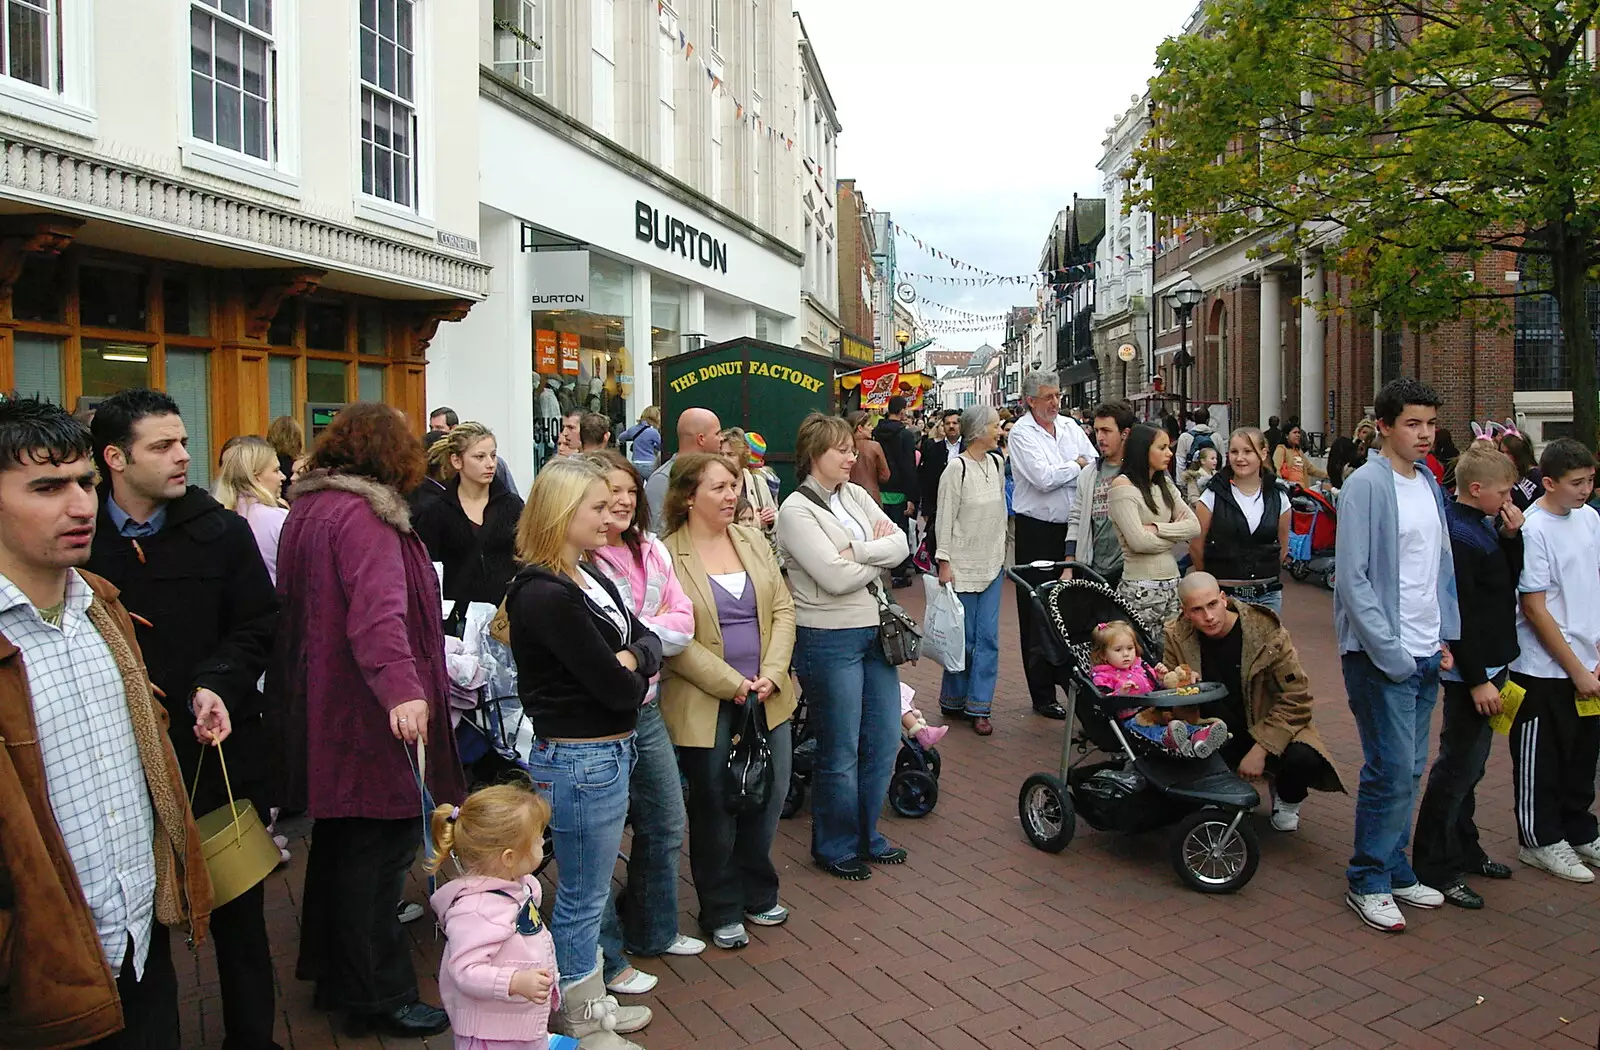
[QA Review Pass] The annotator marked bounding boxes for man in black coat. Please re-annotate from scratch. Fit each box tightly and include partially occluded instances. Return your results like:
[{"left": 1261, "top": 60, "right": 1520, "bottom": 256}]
[
  {"left": 871, "top": 396, "right": 920, "bottom": 587},
  {"left": 86, "top": 389, "right": 284, "bottom": 1050},
  {"left": 918, "top": 409, "right": 964, "bottom": 552}
]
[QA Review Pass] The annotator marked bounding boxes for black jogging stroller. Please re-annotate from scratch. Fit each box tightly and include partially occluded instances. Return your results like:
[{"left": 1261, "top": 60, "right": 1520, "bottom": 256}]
[
  {"left": 782, "top": 685, "right": 943, "bottom": 820},
  {"left": 1007, "top": 561, "right": 1262, "bottom": 893}
]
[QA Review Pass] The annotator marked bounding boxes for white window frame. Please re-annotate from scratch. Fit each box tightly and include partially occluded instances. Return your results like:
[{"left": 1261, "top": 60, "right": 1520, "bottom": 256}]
[
  {"left": 708, "top": 80, "right": 722, "bottom": 203},
  {"left": 352, "top": 0, "right": 434, "bottom": 236},
  {"left": 181, "top": 0, "right": 301, "bottom": 198},
  {"left": 657, "top": 21, "right": 674, "bottom": 174},
  {"left": 492, "top": 0, "right": 546, "bottom": 97},
  {"left": 750, "top": 93, "right": 761, "bottom": 225},
  {"left": 708, "top": 0, "right": 720, "bottom": 55},
  {"left": 749, "top": 0, "right": 758, "bottom": 85},
  {"left": 590, "top": 0, "right": 614, "bottom": 139},
  {"left": 0, "top": 0, "right": 95, "bottom": 137}
]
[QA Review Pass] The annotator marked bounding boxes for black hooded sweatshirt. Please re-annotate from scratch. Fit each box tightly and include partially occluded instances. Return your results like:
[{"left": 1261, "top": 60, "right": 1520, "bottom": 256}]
[
  {"left": 414, "top": 475, "right": 525, "bottom": 609},
  {"left": 872, "top": 417, "right": 920, "bottom": 502}
]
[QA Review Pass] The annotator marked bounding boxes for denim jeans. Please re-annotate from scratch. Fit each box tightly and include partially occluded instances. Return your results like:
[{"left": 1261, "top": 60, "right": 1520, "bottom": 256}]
[
  {"left": 1342, "top": 650, "right": 1442, "bottom": 895},
  {"left": 939, "top": 574, "right": 1003, "bottom": 717},
  {"left": 599, "top": 703, "right": 685, "bottom": 980},
  {"left": 679, "top": 706, "right": 793, "bottom": 932},
  {"left": 525, "top": 735, "right": 636, "bottom": 985},
  {"left": 794, "top": 626, "right": 902, "bottom": 866},
  {"left": 1247, "top": 589, "right": 1283, "bottom": 615}
]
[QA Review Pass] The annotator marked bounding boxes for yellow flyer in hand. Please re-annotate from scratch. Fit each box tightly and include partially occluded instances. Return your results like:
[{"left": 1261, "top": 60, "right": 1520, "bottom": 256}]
[
  {"left": 1576, "top": 696, "right": 1600, "bottom": 718},
  {"left": 1489, "top": 680, "right": 1525, "bottom": 736}
]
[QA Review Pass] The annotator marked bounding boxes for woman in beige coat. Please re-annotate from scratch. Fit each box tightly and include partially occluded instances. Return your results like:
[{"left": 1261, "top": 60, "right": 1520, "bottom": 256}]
[
  {"left": 660, "top": 453, "right": 796, "bottom": 951},
  {"left": 1108, "top": 423, "right": 1200, "bottom": 631}
]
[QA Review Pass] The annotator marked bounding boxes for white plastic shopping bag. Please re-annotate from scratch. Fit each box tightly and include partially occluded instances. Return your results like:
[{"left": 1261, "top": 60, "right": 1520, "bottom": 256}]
[{"left": 920, "top": 574, "right": 966, "bottom": 673}]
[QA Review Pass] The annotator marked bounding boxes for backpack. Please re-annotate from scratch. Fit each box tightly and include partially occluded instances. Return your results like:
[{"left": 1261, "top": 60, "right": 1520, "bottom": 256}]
[{"left": 1188, "top": 429, "right": 1217, "bottom": 462}]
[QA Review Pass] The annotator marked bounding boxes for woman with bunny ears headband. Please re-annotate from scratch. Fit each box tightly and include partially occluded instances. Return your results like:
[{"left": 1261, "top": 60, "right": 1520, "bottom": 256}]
[{"left": 1479, "top": 421, "right": 1544, "bottom": 512}]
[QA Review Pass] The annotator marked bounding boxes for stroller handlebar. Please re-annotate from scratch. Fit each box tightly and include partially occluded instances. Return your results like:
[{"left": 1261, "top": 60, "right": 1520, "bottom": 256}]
[{"left": 1003, "top": 560, "right": 1111, "bottom": 591}]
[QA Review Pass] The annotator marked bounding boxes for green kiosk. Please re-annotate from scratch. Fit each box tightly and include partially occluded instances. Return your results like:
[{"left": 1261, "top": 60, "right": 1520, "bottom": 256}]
[{"left": 656, "top": 337, "right": 835, "bottom": 495}]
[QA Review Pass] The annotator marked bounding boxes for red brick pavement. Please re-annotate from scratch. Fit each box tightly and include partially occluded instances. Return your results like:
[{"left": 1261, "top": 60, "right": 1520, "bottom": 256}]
[{"left": 177, "top": 580, "right": 1600, "bottom": 1049}]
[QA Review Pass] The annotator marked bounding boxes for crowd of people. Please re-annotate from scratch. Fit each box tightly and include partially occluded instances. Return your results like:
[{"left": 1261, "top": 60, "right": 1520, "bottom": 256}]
[{"left": 5, "top": 365, "right": 1598, "bottom": 1050}]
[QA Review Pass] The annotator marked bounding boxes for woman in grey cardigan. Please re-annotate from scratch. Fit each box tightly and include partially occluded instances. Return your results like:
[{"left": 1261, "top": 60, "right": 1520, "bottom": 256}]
[
  {"left": 934, "top": 405, "right": 1007, "bottom": 736},
  {"left": 775, "top": 413, "right": 910, "bottom": 881}
]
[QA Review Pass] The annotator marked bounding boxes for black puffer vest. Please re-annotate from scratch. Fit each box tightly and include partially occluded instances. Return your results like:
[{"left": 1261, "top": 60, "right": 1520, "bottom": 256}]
[{"left": 1204, "top": 477, "right": 1283, "bottom": 582}]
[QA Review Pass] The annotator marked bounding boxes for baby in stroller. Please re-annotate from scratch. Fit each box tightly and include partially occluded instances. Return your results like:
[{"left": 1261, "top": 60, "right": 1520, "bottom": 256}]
[{"left": 1089, "top": 620, "right": 1229, "bottom": 759}]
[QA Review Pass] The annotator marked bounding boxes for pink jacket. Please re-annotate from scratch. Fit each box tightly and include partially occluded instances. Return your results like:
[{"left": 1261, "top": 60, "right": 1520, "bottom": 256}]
[
  {"left": 430, "top": 874, "right": 559, "bottom": 1041},
  {"left": 1092, "top": 663, "right": 1163, "bottom": 719},
  {"left": 591, "top": 535, "right": 695, "bottom": 703}
]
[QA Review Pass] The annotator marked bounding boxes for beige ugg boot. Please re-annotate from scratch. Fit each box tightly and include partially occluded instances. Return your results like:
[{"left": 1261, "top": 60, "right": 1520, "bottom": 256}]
[{"left": 551, "top": 966, "right": 650, "bottom": 1050}]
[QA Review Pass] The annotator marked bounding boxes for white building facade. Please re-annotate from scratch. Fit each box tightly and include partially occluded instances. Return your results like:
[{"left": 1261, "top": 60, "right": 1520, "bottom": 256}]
[
  {"left": 0, "top": 0, "right": 487, "bottom": 481},
  {"left": 794, "top": 12, "right": 840, "bottom": 363},
  {"left": 429, "top": 0, "right": 805, "bottom": 483},
  {"left": 1093, "top": 95, "right": 1154, "bottom": 403}
]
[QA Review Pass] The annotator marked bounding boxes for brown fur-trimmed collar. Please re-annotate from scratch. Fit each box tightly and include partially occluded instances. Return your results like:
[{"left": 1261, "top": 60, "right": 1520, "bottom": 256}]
[{"left": 289, "top": 470, "right": 413, "bottom": 532}]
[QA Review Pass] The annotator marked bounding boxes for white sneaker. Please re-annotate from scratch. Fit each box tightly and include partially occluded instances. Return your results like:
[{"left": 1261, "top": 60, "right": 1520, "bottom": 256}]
[
  {"left": 1391, "top": 882, "right": 1444, "bottom": 909},
  {"left": 1270, "top": 798, "right": 1302, "bottom": 833},
  {"left": 396, "top": 900, "right": 425, "bottom": 924},
  {"left": 605, "top": 967, "right": 658, "bottom": 995},
  {"left": 663, "top": 934, "right": 706, "bottom": 956},
  {"left": 1346, "top": 891, "right": 1405, "bottom": 932},
  {"left": 1519, "top": 841, "right": 1596, "bottom": 883},
  {"left": 1572, "top": 837, "right": 1600, "bottom": 865}
]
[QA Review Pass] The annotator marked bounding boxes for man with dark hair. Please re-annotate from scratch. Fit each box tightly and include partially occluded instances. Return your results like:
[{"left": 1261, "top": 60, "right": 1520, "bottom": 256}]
[
  {"left": 872, "top": 395, "right": 921, "bottom": 587},
  {"left": 1335, "top": 377, "right": 1460, "bottom": 933},
  {"left": 0, "top": 397, "right": 216, "bottom": 1049},
  {"left": 1175, "top": 406, "right": 1217, "bottom": 476},
  {"left": 917, "top": 409, "right": 963, "bottom": 549},
  {"left": 87, "top": 390, "right": 283, "bottom": 1049},
  {"left": 558, "top": 407, "right": 583, "bottom": 457},
  {"left": 1065, "top": 401, "right": 1136, "bottom": 588},
  {"left": 427, "top": 407, "right": 458, "bottom": 435},
  {"left": 579, "top": 411, "right": 613, "bottom": 452},
  {"left": 1265, "top": 415, "right": 1284, "bottom": 458}
]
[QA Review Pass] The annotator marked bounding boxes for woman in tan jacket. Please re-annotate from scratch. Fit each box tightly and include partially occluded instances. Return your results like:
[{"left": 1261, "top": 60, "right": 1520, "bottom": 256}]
[
  {"left": 1109, "top": 423, "right": 1200, "bottom": 630},
  {"left": 775, "top": 414, "right": 910, "bottom": 882},
  {"left": 660, "top": 453, "right": 796, "bottom": 951}
]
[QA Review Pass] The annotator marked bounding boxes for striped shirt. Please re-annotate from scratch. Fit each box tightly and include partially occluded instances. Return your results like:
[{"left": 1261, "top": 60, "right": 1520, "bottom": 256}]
[{"left": 6, "top": 569, "right": 157, "bottom": 976}]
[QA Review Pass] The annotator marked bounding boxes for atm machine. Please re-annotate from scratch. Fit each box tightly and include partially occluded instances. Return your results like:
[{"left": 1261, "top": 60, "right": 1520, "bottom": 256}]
[{"left": 305, "top": 402, "right": 347, "bottom": 441}]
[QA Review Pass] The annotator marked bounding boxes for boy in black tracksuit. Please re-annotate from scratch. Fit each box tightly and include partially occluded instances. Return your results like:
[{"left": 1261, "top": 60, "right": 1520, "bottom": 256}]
[{"left": 1412, "top": 443, "right": 1522, "bottom": 908}]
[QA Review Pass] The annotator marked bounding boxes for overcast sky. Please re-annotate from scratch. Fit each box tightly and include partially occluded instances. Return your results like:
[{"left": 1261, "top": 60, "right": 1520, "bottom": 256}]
[{"left": 795, "top": 0, "right": 1199, "bottom": 352}]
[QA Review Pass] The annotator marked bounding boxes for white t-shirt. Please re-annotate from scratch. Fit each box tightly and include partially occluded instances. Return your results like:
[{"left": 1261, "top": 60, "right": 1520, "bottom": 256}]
[
  {"left": 709, "top": 571, "right": 749, "bottom": 600},
  {"left": 578, "top": 569, "right": 629, "bottom": 634},
  {"left": 1198, "top": 484, "right": 1288, "bottom": 532},
  {"left": 1393, "top": 469, "right": 1443, "bottom": 659},
  {"left": 1512, "top": 503, "right": 1600, "bottom": 680},
  {"left": 828, "top": 491, "right": 867, "bottom": 542}
]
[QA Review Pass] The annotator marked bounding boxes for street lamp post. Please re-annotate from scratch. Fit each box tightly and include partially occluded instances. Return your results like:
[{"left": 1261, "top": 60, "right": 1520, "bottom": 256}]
[
  {"left": 1164, "top": 277, "right": 1203, "bottom": 412},
  {"left": 895, "top": 328, "right": 910, "bottom": 366}
]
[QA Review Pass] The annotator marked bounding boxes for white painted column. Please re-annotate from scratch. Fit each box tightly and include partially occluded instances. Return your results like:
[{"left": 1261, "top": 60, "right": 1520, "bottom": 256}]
[
  {"left": 735, "top": 304, "right": 757, "bottom": 339},
  {"left": 1300, "top": 259, "right": 1325, "bottom": 434},
  {"left": 629, "top": 266, "right": 651, "bottom": 419},
  {"left": 1258, "top": 269, "right": 1281, "bottom": 425},
  {"left": 686, "top": 287, "right": 707, "bottom": 351}
]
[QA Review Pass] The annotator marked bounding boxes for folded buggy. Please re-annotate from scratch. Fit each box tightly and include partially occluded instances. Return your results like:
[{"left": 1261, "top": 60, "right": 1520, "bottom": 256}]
[
  {"left": 782, "top": 688, "right": 942, "bottom": 819},
  {"left": 1008, "top": 562, "right": 1262, "bottom": 893}
]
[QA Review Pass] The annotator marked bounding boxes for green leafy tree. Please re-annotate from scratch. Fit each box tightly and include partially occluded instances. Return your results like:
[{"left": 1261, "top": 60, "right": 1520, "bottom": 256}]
[{"left": 1132, "top": 0, "right": 1600, "bottom": 447}]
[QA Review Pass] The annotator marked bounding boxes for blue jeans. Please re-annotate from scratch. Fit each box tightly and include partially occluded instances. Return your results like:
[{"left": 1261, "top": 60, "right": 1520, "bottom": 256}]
[
  {"left": 1342, "top": 651, "right": 1442, "bottom": 895},
  {"left": 794, "top": 626, "right": 902, "bottom": 866},
  {"left": 599, "top": 703, "right": 685, "bottom": 980},
  {"left": 1248, "top": 589, "right": 1283, "bottom": 615},
  {"left": 525, "top": 735, "right": 636, "bottom": 985},
  {"left": 939, "top": 575, "right": 1003, "bottom": 717}
]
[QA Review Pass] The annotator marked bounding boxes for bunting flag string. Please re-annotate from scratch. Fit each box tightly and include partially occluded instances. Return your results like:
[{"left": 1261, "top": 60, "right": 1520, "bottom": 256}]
[
  {"left": 917, "top": 298, "right": 1009, "bottom": 321},
  {"left": 888, "top": 221, "right": 1097, "bottom": 285}
]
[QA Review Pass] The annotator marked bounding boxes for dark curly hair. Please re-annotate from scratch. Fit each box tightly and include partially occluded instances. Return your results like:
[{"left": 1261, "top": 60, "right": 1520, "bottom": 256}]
[
  {"left": 306, "top": 402, "right": 425, "bottom": 492},
  {"left": 1374, "top": 377, "right": 1443, "bottom": 427}
]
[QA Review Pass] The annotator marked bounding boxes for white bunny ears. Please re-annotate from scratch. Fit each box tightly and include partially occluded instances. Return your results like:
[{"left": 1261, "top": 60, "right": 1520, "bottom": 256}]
[{"left": 1470, "top": 418, "right": 1521, "bottom": 442}]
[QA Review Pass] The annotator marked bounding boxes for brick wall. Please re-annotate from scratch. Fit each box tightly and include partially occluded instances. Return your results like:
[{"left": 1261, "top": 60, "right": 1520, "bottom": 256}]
[{"left": 836, "top": 180, "right": 874, "bottom": 340}]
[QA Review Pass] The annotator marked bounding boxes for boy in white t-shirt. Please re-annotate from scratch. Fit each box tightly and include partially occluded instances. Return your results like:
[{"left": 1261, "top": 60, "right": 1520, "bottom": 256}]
[{"left": 1508, "top": 438, "right": 1600, "bottom": 883}]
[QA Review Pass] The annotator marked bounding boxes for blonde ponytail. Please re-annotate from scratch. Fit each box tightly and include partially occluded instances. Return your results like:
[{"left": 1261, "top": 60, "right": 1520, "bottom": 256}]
[{"left": 424, "top": 803, "right": 459, "bottom": 874}]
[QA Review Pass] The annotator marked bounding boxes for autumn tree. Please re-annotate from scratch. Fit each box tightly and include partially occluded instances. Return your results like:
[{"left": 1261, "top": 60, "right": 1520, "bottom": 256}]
[{"left": 1132, "top": 0, "right": 1600, "bottom": 447}]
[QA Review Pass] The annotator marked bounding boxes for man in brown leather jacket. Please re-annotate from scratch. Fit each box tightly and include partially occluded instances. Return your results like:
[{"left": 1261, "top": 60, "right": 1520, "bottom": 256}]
[{"left": 0, "top": 397, "right": 214, "bottom": 1049}]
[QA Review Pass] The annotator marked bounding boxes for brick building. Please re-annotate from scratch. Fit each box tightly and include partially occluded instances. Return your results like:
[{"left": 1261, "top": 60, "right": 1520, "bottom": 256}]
[{"left": 836, "top": 178, "right": 878, "bottom": 360}]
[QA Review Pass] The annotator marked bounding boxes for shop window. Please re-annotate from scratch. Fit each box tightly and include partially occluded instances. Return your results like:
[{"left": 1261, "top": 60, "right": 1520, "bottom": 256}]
[
  {"left": 163, "top": 274, "right": 211, "bottom": 336},
  {"left": 81, "top": 339, "right": 153, "bottom": 397},
  {"left": 358, "top": 305, "right": 385, "bottom": 354},
  {"left": 189, "top": 0, "right": 277, "bottom": 162},
  {"left": 268, "top": 354, "right": 294, "bottom": 419},
  {"left": 80, "top": 264, "right": 149, "bottom": 330},
  {"left": 651, "top": 277, "right": 684, "bottom": 360},
  {"left": 358, "top": 364, "right": 385, "bottom": 402},
  {"left": 532, "top": 254, "right": 631, "bottom": 433},
  {"left": 305, "top": 301, "right": 347, "bottom": 351},
  {"left": 305, "top": 357, "right": 346, "bottom": 403},
  {"left": 11, "top": 254, "right": 63, "bottom": 322},
  {"left": 267, "top": 300, "right": 295, "bottom": 346},
  {"left": 166, "top": 348, "right": 212, "bottom": 487},
  {"left": 359, "top": 0, "right": 418, "bottom": 208},
  {"left": 12, "top": 332, "right": 62, "bottom": 403}
]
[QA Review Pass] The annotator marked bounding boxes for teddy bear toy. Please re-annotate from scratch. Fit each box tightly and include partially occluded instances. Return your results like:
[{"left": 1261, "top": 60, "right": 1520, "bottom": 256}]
[{"left": 1160, "top": 664, "right": 1200, "bottom": 690}]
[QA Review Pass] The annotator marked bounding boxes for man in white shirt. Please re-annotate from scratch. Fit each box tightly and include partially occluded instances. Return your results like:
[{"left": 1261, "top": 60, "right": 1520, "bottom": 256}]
[{"left": 1006, "top": 371, "right": 1098, "bottom": 718}]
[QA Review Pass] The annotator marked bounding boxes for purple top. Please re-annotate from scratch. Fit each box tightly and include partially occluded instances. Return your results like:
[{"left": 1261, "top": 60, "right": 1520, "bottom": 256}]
[{"left": 709, "top": 574, "right": 761, "bottom": 681}]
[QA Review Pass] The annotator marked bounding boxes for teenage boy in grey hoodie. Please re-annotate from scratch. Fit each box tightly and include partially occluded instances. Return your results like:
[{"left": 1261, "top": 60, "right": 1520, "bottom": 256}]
[{"left": 1334, "top": 377, "right": 1461, "bottom": 934}]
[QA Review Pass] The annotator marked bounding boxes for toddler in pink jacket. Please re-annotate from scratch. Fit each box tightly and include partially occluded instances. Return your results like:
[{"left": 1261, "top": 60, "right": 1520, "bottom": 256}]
[{"left": 428, "top": 784, "right": 574, "bottom": 1050}]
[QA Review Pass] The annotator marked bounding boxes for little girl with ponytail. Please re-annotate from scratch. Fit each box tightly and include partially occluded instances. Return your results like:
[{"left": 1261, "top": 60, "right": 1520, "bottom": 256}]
[{"left": 427, "top": 784, "right": 574, "bottom": 1050}]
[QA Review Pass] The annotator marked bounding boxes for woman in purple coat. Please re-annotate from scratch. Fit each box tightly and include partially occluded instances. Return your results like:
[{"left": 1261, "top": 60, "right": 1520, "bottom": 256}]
[{"left": 272, "top": 403, "right": 466, "bottom": 1039}]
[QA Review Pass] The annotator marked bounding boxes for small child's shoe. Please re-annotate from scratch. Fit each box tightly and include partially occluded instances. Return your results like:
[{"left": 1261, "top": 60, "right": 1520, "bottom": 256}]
[
  {"left": 1165, "top": 720, "right": 1194, "bottom": 756},
  {"left": 1189, "top": 723, "right": 1227, "bottom": 759},
  {"left": 914, "top": 724, "right": 948, "bottom": 749}
]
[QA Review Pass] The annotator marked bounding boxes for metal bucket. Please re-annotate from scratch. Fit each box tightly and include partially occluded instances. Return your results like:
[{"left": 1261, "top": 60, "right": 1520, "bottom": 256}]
[{"left": 194, "top": 799, "right": 279, "bottom": 908}]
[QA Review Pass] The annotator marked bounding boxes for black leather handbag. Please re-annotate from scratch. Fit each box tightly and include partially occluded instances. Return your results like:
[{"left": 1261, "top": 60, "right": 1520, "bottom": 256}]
[{"left": 723, "top": 695, "right": 773, "bottom": 815}]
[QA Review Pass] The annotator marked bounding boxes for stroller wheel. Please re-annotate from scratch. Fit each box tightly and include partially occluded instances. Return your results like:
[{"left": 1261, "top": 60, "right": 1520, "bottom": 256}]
[
  {"left": 1170, "top": 808, "right": 1259, "bottom": 893},
  {"left": 1288, "top": 561, "right": 1310, "bottom": 582},
  {"left": 895, "top": 745, "right": 941, "bottom": 779},
  {"left": 888, "top": 770, "right": 938, "bottom": 818},
  {"left": 1018, "top": 774, "right": 1075, "bottom": 853},
  {"left": 1322, "top": 570, "right": 1336, "bottom": 592},
  {"left": 536, "top": 825, "right": 554, "bottom": 876},
  {"left": 781, "top": 776, "right": 806, "bottom": 819}
]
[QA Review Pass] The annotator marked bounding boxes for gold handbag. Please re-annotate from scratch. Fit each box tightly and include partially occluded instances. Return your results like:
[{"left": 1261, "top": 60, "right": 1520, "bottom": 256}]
[{"left": 188, "top": 742, "right": 280, "bottom": 908}]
